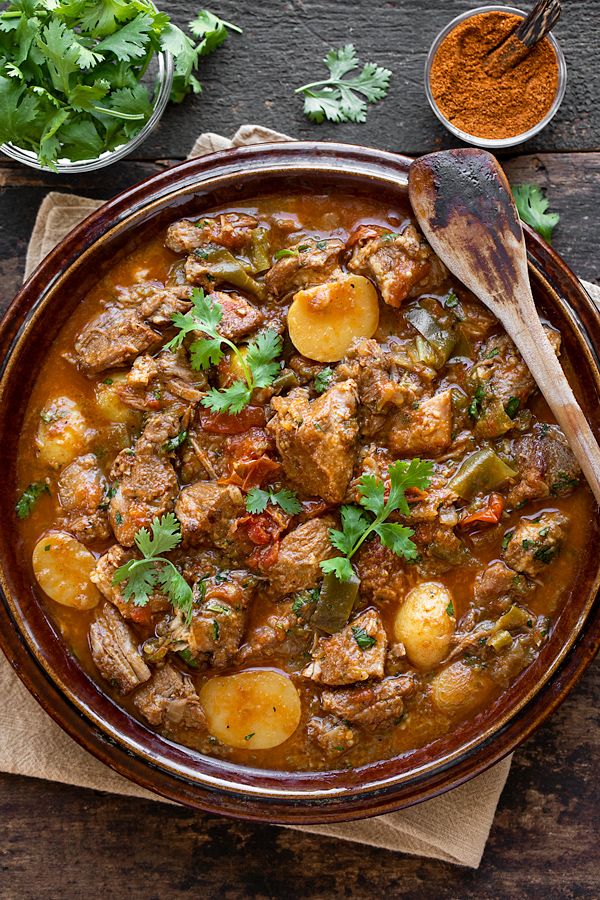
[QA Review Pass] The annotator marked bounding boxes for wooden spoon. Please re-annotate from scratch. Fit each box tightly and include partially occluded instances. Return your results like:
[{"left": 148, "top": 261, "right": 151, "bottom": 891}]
[
  {"left": 408, "top": 148, "right": 600, "bottom": 505},
  {"left": 485, "top": 0, "right": 562, "bottom": 77}
]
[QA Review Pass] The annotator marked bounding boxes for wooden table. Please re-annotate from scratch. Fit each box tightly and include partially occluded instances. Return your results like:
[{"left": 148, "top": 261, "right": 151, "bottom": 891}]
[{"left": 1, "top": 1, "right": 598, "bottom": 896}]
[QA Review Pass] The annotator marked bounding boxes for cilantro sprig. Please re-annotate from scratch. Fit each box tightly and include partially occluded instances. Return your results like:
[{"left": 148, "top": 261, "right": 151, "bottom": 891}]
[
  {"left": 512, "top": 184, "right": 559, "bottom": 243},
  {"left": 321, "top": 459, "right": 433, "bottom": 582},
  {"left": 164, "top": 288, "right": 283, "bottom": 415},
  {"left": 246, "top": 487, "right": 302, "bottom": 516},
  {"left": 0, "top": 2, "right": 240, "bottom": 168},
  {"left": 15, "top": 481, "right": 49, "bottom": 519},
  {"left": 296, "top": 44, "right": 391, "bottom": 124},
  {"left": 112, "top": 513, "right": 194, "bottom": 623}
]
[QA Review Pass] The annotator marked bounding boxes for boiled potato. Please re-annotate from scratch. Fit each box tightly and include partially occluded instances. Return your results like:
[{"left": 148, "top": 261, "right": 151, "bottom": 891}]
[
  {"left": 431, "top": 661, "right": 494, "bottom": 718},
  {"left": 36, "top": 396, "right": 91, "bottom": 468},
  {"left": 394, "top": 582, "right": 455, "bottom": 671},
  {"left": 288, "top": 274, "right": 379, "bottom": 362},
  {"left": 32, "top": 532, "right": 101, "bottom": 610},
  {"left": 95, "top": 373, "right": 140, "bottom": 425},
  {"left": 200, "top": 669, "right": 302, "bottom": 750}
]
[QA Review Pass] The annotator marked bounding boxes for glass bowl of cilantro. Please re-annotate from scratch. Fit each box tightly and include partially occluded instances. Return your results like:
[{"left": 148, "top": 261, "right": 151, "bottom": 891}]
[{"left": 0, "top": 2, "right": 239, "bottom": 172}]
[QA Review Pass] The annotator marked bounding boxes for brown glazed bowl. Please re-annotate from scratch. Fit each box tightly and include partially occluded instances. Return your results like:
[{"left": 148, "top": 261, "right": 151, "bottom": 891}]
[{"left": 0, "top": 142, "right": 599, "bottom": 823}]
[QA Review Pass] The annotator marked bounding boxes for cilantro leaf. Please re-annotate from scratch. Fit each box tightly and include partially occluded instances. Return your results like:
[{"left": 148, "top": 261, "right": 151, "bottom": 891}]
[
  {"left": 114, "top": 558, "right": 158, "bottom": 606},
  {"left": 512, "top": 184, "right": 560, "bottom": 243},
  {"left": 244, "top": 330, "right": 283, "bottom": 389},
  {"left": 135, "top": 511, "right": 182, "bottom": 557},
  {"left": 155, "top": 561, "right": 194, "bottom": 622},
  {"left": 95, "top": 13, "right": 153, "bottom": 62},
  {"left": 189, "top": 10, "right": 242, "bottom": 56},
  {"left": 373, "top": 522, "right": 418, "bottom": 560},
  {"left": 329, "top": 506, "right": 370, "bottom": 556},
  {"left": 245, "top": 487, "right": 269, "bottom": 514},
  {"left": 314, "top": 367, "right": 334, "bottom": 394},
  {"left": 201, "top": 381, "right": 252, "bottom": 415},
  {"left": 189, "top": 336, "right": 225, "bottom": 370},
  {"left": 386, "top": 459, "right": 434, "bottom": 515},
  {"left": 351, "top": 625, "right": 377, "bottom": 650},
  {"left": 296, "top": 44, "right": 391, "bottom": 124},
  {"left": 320, "top": 556, "right": 355, "bottom": 582},
  {"left": 245, "top": 487, "right": 301, "bottom": 516},
  {"left": 15, "top": 481, "right": 49, "bottom": 519}
]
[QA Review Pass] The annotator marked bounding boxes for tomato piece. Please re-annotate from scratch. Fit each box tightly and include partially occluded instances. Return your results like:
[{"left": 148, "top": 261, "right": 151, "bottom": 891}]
[
  {"left": 201, "top": 406, "right": 266, "bottom": 435},
  {"left": 459, "top": 493, "right": 504, "bottom": 528},
  {"left": 346, "top": 224, "right": 384, "bottom": 248}
]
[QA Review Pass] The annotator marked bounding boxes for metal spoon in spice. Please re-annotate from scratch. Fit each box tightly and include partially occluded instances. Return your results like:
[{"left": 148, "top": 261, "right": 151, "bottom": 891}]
[
  {"left": 485, "top": 0, "right": 561, "bottom": 76},
  {"left": 409, "top": 148, "right": 600, "bottom": 505}
]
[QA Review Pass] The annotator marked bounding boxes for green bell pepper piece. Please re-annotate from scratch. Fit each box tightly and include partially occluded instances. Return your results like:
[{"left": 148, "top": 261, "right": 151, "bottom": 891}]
[
  {"left": 448, "top": 448, "right": 517, "bottom": 500},
  {"left": 194, "top": 243, "right": 267, "bottom": 300},
  {"left": 311, "top": 571, "right": 359, "bottom": 634}
]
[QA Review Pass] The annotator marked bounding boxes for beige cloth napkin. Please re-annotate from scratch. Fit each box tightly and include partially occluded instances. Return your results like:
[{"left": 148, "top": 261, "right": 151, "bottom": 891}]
[{"left": 7, "top": 125, "right": 599, "bottom": 869}]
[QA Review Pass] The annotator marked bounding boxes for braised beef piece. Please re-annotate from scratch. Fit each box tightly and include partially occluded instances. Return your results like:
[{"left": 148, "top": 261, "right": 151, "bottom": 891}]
[
  {"left": 304, "top": 609, "right": 387, "bottom": 686},
  {"left": 506, "top": 423, "right": 581, "bottom": 509},
  {"left": 73, "top": 281, "right": 191, "bottom": 373},
  {"left": 238, "top": 594, "right": 317, "bottom": 664},
  {"left": 57, "top": 453, "right": 110, "bottom": 543},
  {"left": 175, "top": 482, "right": 245, "bottom": 551},
  {"left": 266, "top": 516, "right": 335, "bottom": 597},
  {"left": 186, "top": 571, "right": 257, "bottom": 667},
  {"left": 133, "top": 663, "right": 206, "bottom": 731},
  {"left": 264, "top": 237, "right": 344, "bottom": 298},
  {"left": 386, "top": 389, "right": 453, "bottom": 458},
  {"left": 320, "top": 674, "right": 414, "bottom": 727},
  {"left": 347, "top": 224, "right": 447, "bottom": 308},
  {"left": 474, "top": 560, "right": 521, "bottom": 605},
  {"left": 502, "top": 511, "right": 568, "bottom": 578},
  {"left": 355, "top": 538, "right": 409, "bottom": 605},
  {"left": 118, "top": 351, "right": 206, "bottom": 413},
  {"left": 307, "top": 716, "right": 356, "bottom": 754},
  {"left": 268, "top": 381, "right": 359, "bottom": 503},
  {"left": 91, "top": 544, "right": 171, "bottom": 626},
  {"left": 165, "top": 213, "right": 259, "bottom": 254},
  {"left": 109, "top": 412, "right": 180, "bottom": 546},
  {"left": 209, "top": 291, "right": 264, "bottom": 342},
  {"left": 89, "top": 604, "right": 151, "bottom": 694},
  {"left": 473, "top": 327, "right": 561, "bottom": 409}
]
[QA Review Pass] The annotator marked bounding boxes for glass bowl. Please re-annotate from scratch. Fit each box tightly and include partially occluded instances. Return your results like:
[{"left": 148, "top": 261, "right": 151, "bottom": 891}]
[
  {"left": 0, "top": 51, "right": 173, "bottom": 174},
  {"left": 424, "top": 5, "right": 567, "bottom": 150}
]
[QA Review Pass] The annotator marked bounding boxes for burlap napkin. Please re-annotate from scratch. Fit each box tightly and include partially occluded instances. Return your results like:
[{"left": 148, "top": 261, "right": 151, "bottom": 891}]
[{"left": 6, "top": 125, "right": 599, "bottom": 869}]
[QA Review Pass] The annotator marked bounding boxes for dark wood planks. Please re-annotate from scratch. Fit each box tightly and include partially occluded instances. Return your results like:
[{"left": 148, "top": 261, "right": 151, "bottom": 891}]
[{"left": 1, "top": 660, "right": 598, "bottom": 899}]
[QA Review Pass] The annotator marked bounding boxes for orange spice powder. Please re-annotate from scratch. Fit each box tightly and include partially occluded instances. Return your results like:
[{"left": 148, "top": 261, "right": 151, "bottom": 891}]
[{"left": 429, "top": 11, "right": 559, "bottom": 140}]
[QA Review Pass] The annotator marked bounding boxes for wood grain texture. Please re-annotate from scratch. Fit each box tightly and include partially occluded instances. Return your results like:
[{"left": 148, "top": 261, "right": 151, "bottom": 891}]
[{"left": 0, "top": 661, "right": 597, "bottom": 899}]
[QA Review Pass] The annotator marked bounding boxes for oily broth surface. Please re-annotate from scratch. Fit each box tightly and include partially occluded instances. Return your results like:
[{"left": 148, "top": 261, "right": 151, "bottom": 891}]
[{"left": 15, "top": 191, "right": 596, "bottom": 771}]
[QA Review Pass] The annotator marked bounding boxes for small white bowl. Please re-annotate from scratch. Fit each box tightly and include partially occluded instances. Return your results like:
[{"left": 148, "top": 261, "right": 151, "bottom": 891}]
[{"left": 424, "top": 5, "right": 567, "bottom": 150}]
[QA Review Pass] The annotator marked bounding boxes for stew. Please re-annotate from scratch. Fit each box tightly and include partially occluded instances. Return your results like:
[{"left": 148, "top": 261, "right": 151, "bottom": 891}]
[{"left": 15, "top": 191, "right": 595, "bottom": 771}]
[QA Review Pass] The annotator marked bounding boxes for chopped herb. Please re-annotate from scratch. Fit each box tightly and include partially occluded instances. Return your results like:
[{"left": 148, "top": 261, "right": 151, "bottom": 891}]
[
  {"left": 163, "top": 430, "right": 188, "bottom": 452},
  {"left": 205, "top": 602, "right": 230, "bottom": 615},
  {"left": 16, "top": 481, "right": 49, "bottom": 519},
  {"left": 212, "top": 619, "right": 220, "bottom": 641},
  {"left": 468, "top": 385, "right": 485, "bottom": 420},
  {"left": 178, "top": 649, "right": 199, "bottom": 668},
  {"left": 112, "top": 513, "right": 194, "bottom": 623},
  {"left": 44, "top": 544, "right": 51, "bottom": 552},
  {"left": 505, "top": 397, "right": 520, "bottom": 419},
  {"left": 351, "top": 626, "right": 376, "bottom": 650},
  {"left": 445, "top": 291, "right": 459, "bottom": 309},
  {"left": 522, "top": 539, "right": 535, "bottom": 550},
  {"left": 484, "top": 348, "right": 500, "bottom": 359},
  {"left": 292, "top": 589, "right": 319, "bottom": 615},
  {"left": 314, "top": 367, "right": 334, "bottom": 394},
  {"left": 512, "top": 184, "right": 559, "bottom": 243},
  {"left": 244, "top": 732, "right": 255, "bottom": 741},
  {"left": 102, "top": 378, "right": 113, "bottom": 385},
  {"left": 381, "top": 232, "right": 400, "bottom": 241},
  {"left": 273, "top": 248, "right": 299, "bottom": 260},
  {"left": 295, "top": 44, "right": 391, "bottom": 124},
  {"left": 533, "top": 545, "right": 558, "bottom": 564},
  {"left": 39, "top": 410, "right": 56, "bottom": 424},
  {"left": 446, "top": 600, "right": 455, "bottom": 617},
  {"left": 245, "top": 487, "right": 302, "bottom": 516},
  {"left": 527, "top": 619, "right": 533, "bottom": 628},
  {"left": 551, "top": 472, "right": 579, "bottom": 495},
  {"left": 540, "top": 423, "right": 550, "bottom": 437},
  {"left": 115, "top": 511, "right": 124, "bottom": 525}
]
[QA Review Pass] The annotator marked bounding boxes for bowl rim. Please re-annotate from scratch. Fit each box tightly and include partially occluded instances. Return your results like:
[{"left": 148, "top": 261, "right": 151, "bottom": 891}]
[
  {"left": 0, "top": 141, "right": 599, "bottom": 823},
  {"left": 424, "top": 5, "right": 568, "bottom": 149}
]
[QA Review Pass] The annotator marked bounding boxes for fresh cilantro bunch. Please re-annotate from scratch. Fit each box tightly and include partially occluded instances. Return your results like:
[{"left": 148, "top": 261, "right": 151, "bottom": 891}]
[
  {"left": 296, "top": 44, "right": 391, "bottom": 124},
  {"left": 512, "top": 184, "right": 559, "bottom": 243},
  {"left": 112, "top": 513, "right": 194, "bottom": 623},
  {"left": 164, "top": 288, "right": 283, "bottom": 415},
  {"left": 321, "top": 459, "right": 433, "bottom": 582},
  {"left": 246, "top": 487, "right": 302, "bottom": 516},
  {"left": 0, "top": 2, "right": 240, "bottom": 168}
]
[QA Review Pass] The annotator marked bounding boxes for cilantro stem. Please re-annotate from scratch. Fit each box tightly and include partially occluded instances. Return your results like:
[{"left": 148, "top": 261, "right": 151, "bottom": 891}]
[
  {"left": 209, "top": 330, "right": 255, "bottom": 397},
  {"left": 295, "top": 79, "right": 348, "bottom": 92}
]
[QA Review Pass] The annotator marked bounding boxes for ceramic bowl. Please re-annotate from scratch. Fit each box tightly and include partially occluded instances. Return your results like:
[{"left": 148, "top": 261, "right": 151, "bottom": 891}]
[{"left": 0, "top": 143, "right": 598, "bottom": 823}]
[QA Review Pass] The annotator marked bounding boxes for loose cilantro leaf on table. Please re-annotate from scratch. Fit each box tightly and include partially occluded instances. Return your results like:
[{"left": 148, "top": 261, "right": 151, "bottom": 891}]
[
  {"left": 512, "top": 184, "right": 559, "bottom": 243},
  {"left": 0, "top": 2, "right": 240, "bottom": 168},
  {"left": 165, "top": 288, "right": 283, "bottom": 415},
  {"left": 321, "top": 459, "right": 433, "bottom": 582},
  {"left": 16, "top": 481, "right": 49, "bottom": 519},
  {"left": 296, "top": 44, "right": 391, "bottom": 124},
  {"left": 112, "top": 513, "right": 194, "bottom": 623},
  {"left": 246, "top": 487, "right": 302, "bottom": 516}
]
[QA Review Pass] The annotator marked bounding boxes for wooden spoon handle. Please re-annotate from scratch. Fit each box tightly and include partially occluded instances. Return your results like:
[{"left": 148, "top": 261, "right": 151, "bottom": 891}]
[
  {"left": 485, "top": 0, "right": 561, "bottom": 76},
  {"left": 500, "top": 293, "right": 600, "bottom": 505}
]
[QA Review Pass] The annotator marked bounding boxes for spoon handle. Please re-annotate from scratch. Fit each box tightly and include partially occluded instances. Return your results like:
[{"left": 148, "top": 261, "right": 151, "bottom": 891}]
[
  {"left": 485, "top": 0, "right": 561, "bottom": 76},
  {"left": 499, "top": 291, "right": 600, "bottom": 505}
]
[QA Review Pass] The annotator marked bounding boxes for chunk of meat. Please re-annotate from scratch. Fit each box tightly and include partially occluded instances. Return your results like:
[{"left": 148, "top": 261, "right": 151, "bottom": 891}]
[
  {"left": 347, "top": 224, "right": 447, "bottom": 307},
  {"left": 268, "top": 381, "right": 359, "bottom": 502},
  {"left": 502, "top": 511, "right": 568, "bottom": 577},
  {"left": 187, "top": 571, "right": 256, "bottom": 667},
  {"left": 89, "top": 604, "right": 151, "bottom": 694},
  {"left": 211, "top": 291, "right": 264, "bottom": 342},
  {"left": 266, "top": 516, "right": 334, "bottom": 596},
  {"left": 386, "top": 390, "right": 453, "bottom": 458},
  {"left": 304, "top": 609, "right": 388, "bottom": 686},
  {"left": 165, "top": 213, "right": 258, "bottom": 254},
  {"left": 473, "top": 327, "right": 561, "bottom": 409},
  {"left": 320, "top": 674, "right": 414, "bottom": 727},
  {"left": 175, "top": 482, "right": 244, "bottom": 551},
  {"left": 57, "top": 453, "right": 110, "bottom": 543},
  {"left": 307, "top": 716, "right": 356, "bottom": 754},
  {"left": 118, "top": 351, "right": 206, "bottom": 413},
  {"left": 91, "top": 544, "right": 171, "bottom": 626},
  {"left": 133, "top": 663, "right": 206, "bottom": 731},
  {"left": 474, "top": 560, "right": 519, "bottom": 604},
  {"left": 72, "top": 282, "right": 191, "bottom": 373},
  {"left": 109, "top": 413, "right": 180, "bottom": 546},
  {"left": 264, "top": 238, "right": 344, "bottom": 298},
  {"left": 355, "top": 538, "right": 409, "bottom": 604},
  {"left": 506, "top": 423, "right": 581, "bottom": 508}
]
